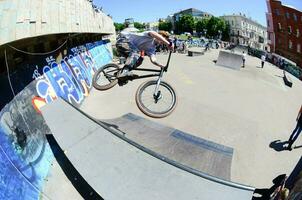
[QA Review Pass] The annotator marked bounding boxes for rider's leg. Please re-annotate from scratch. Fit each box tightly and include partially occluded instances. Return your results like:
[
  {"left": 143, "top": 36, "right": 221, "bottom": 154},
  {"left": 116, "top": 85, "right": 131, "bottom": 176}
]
[
  {"left": 123, "top": 52, "right": 140, "bottom": 71},
  {"left": 120, "top": 52, "right": 140, "bottom": 77}
]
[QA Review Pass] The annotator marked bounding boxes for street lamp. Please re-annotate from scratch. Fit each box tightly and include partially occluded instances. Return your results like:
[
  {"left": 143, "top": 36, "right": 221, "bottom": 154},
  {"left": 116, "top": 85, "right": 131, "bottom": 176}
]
[{"left": 203, "top": 29, "right": 207, "bottom": 38}]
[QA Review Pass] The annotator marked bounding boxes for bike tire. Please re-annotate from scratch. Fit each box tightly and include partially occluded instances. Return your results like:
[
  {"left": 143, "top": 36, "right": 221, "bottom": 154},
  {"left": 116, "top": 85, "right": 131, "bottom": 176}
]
[
  {"left": 92, "top": 63, "right": 120, "bottom": 91},
  {"left": 135, "top": 80, "right": 177, "bottom": 118}
]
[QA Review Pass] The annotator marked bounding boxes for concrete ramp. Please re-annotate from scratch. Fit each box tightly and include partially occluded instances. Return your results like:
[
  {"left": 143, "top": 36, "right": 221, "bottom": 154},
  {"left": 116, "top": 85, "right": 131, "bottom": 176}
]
[
  {"left": 41, "top": 99, "right": 254, "bottom": 200},
  {"left": 216, "top": 51, "right": 243, "bottom": 70},
  {"left": 104, "top": 113, "right": 233, "bottom": 180}
]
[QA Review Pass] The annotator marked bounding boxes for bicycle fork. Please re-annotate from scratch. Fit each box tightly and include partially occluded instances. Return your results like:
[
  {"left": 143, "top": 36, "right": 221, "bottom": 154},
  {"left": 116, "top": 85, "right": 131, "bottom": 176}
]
[{"left": 153, "top": 69, "right": 164, "bottom": 103}]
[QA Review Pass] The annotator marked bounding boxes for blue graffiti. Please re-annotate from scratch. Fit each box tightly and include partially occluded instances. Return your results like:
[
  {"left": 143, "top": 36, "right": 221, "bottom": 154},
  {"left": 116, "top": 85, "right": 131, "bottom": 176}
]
[
  {"left": 35, "top": 41, "right": 112, "bottom": 106},
  {"left": 67, "top": 54, "right": 92, "bottom": 89}
]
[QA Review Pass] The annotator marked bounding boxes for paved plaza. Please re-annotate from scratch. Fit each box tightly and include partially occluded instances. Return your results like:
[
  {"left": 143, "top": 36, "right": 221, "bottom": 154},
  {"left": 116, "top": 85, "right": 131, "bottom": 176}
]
[{"left": 80, "top": 48, "right": 302, "bottom": 188}]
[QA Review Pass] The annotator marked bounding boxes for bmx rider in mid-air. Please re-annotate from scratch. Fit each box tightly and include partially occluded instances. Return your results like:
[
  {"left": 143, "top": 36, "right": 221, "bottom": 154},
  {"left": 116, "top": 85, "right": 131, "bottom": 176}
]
[{"left": 116, "top": 30, "right": 174, "bottom": 77}]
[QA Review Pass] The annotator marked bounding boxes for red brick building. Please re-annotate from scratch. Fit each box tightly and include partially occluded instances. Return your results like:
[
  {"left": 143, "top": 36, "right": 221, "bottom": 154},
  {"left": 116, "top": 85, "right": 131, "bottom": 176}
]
[{"left": 266, "top": 0, "right": 302, "bottom": 67}]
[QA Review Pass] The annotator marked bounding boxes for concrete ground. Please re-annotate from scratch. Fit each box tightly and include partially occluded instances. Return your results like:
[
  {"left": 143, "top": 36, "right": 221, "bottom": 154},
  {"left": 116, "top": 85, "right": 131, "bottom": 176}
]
[{"left": 80, "top": 48, "right": 302, "bottom": 188}]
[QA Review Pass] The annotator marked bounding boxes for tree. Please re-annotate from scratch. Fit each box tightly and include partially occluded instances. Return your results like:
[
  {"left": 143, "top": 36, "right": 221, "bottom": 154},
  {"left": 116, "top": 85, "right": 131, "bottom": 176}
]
[
  {"left": 196, "top": 18, "right": 209, "bottom": 36},
  {"left": 158, "top": 21, "right": 172, "bottom": 32},
  {"left": 114, "top": 23, "right": 124, "bottom": 32},
  {"left": 221, "top": 22, "right": 230, "bottom": 41},
  {"left": 200, "top": 17, "right": 230, "bottom": 40},
  {"left": 206, "top": 17, "right": 220, "bottom": 38},
  {"left": 175, "top": 14, "right": 195, "bottom": 34},
  {"left": 134, "top": 22, "right": 145, "bottom": 31}
]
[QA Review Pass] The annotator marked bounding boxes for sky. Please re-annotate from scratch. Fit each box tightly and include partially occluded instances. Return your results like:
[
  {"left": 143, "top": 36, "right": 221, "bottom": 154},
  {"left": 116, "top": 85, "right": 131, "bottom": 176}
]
[{"left": 94, "top": 0, "right": 302, "bottom": 26}]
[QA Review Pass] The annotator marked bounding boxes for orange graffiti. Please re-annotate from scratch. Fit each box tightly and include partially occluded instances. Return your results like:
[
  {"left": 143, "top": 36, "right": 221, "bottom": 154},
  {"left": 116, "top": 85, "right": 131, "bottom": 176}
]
[{"left": 31, "top": 97, "right": 47, "bottom": 114}]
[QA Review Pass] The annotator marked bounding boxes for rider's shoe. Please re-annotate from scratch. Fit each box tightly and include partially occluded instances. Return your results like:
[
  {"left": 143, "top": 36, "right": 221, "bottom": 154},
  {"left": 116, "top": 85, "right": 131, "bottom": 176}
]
[{"left": 118, "top": 69, "right": 137, "bottom": 78}]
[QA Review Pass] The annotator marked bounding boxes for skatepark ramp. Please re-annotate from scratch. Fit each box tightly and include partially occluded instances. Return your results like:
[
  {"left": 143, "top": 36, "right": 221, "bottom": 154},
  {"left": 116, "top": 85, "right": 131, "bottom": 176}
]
[
  {"left": 104, "top": 113, "right": 234, "bottom": 180},
  {"left": 41, "top": 98, "right": 255, "bottom": 200},
  {"left": 216, "top": 51, "right": 243, "bottom": 70}
]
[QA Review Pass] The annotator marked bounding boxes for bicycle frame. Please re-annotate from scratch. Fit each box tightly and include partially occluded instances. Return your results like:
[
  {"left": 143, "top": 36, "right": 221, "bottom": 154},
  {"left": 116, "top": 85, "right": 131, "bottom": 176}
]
[
  {"left": 124, "top": 50, "right": 173, "bottom": 99},
  {"left": 121, "top": 50, "right": 172, "bottom": 82}
]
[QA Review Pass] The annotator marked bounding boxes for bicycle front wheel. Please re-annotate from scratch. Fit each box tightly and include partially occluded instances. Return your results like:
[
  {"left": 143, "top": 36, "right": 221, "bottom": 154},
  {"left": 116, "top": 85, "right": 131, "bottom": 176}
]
[
  {"left": 92, "top": 63, "right": 120, "bottom": 90},
  {"left": 135, "top": 80, "right": 177, "bottom": 118}
]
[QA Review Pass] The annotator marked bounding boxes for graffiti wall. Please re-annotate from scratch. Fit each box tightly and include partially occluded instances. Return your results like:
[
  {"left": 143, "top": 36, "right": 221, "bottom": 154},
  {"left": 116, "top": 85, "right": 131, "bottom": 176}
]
[
  {"left": 0, "top": 40, "right": 112, "bottom": 199},
  {"left": 33, "top": 40, "right": 112, "bottom": 108}
]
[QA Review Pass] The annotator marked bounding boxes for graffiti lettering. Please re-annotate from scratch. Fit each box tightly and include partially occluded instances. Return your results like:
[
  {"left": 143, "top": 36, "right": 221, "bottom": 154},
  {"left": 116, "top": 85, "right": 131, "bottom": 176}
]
[
  {"left": 34, "top": 41, "right": 112, "bottom": 107},
  {"left": 32, "top": 66, "right": 42, "bottom": 80}
]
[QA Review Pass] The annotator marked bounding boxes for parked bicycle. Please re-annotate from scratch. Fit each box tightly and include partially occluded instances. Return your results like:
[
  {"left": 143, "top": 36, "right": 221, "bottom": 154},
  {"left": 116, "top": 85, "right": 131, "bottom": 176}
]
[{"left": 92, "top": 51, "right": 177, "bottom": 118}]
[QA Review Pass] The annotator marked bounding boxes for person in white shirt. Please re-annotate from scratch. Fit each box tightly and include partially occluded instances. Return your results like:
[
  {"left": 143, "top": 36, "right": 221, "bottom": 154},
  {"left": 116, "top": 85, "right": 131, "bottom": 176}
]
[
  {"left": 242, "top": 51, "right": 247, "bottom": 68},
  {"left": 116, "top": 31, "right": 174, "bottom": 76},
  {"left": 261, "top": 54, "right": 266, "bottom": 68}
]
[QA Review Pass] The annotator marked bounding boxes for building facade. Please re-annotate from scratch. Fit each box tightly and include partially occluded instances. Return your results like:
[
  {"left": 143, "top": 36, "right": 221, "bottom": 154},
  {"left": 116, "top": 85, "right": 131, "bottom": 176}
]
[
  {"left": 145, "top": 21, "right": 159, "bottom": 31},
  {"left": 173, "top": 8, "right": 212, "bottom": 22},
  {"left": 168, "top": 8, "right": 212, "bottom": 32},
  {"left": 222, "top": 14, "right": 268, "bottom": 51},
  {"left": 266, "top": 0, "right": 302, "bottom": 67}
]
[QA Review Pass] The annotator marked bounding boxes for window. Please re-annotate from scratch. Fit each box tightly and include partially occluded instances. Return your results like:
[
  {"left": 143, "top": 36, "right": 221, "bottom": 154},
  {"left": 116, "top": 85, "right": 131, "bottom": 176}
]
[
  {"left": 297, "top": 29, "right": 300, "bottom": 37},
  {"left": 232, "top": 21, "right": 234, "bottom": 26},
  {"left": 278, "top": 23, "right": 282, "bottom": 30},
  {"left": 293, "top": 13, "right": 297, "bottom": 21},
  {"left": 267, "top": 20, "right": 270, "bottom": 27},
  {"left": 289, "top": 40, "right": 292, "bottom": 49},
  {"left": 297, "top": 44, "right": 301, "bottom": 53},
  {"left": 286, "top": 12, "right": 290, "bottom": 19},
  {"left": 288, "top": 26, "right": 292, "bottom": 33},
  {"left": 275, "top": 9, "right": 280, "bottom": 16}
]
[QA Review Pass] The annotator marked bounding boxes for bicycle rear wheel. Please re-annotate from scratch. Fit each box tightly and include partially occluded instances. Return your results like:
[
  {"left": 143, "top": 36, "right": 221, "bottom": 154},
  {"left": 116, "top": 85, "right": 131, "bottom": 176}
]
[
  {"left": 92, "top": 63, "right": 120, "bottom": 90},
  {"left": 135, "top": 80, "right": 177, "bottom": 118}
]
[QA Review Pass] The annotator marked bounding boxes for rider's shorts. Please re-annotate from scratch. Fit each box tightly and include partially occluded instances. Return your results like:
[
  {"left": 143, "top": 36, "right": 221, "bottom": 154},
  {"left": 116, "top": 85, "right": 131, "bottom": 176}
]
[{"left": 116, "top": 36, "right": 142, "bottom": 70}]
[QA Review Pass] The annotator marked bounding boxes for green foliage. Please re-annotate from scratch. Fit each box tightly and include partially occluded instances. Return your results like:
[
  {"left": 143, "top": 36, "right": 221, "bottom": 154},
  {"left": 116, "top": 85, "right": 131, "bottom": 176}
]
[
  {"left": 175, "top": 14, "right": 195, "bottom": 34},
  {"left": 222, "top": 23, "right": 230, "bottom": 41},
  {"left": 134, "top": 22, "right": 145, "bottom": 30},
  {"left": 196, "top": 18, "right": 208, "bottom": 34},
  {"left": 114, "top": 23, "right": 125, "bottom": 32},
  {"left": 158, "top": 21, "right": 172, "bottom": 32},
  {"left": 194, "top": 17, "right": 230, "bottom": 41}
]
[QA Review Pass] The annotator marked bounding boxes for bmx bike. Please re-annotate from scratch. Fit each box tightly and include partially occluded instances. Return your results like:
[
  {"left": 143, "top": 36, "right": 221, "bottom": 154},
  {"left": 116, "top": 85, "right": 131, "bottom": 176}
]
[{"left": 92, "top": 51, "right": 177, "bottom": 118}]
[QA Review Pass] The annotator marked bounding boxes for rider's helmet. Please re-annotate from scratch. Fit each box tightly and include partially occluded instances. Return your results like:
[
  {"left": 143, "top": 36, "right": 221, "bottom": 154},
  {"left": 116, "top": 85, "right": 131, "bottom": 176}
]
[{"left": 158, "top": 31, "right": 170, "bottom": 40}]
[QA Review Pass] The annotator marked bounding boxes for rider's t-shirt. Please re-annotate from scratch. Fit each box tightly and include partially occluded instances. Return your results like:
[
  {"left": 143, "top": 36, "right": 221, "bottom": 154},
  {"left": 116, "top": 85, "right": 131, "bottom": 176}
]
[{"left": 120, "top": 31, "right": 156, "bottom": 56}]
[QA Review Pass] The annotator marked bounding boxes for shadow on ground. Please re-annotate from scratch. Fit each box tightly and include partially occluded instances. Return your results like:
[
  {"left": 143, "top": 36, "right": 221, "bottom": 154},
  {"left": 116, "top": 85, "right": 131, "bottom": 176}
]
[{"left": 269, "top": 140, "right": 289, "bottom": 152}]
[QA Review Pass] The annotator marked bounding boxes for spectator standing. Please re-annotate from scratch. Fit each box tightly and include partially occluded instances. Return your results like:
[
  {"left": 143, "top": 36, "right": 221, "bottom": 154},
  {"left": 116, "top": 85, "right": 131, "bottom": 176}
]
[
  {"left": 173, "top": 36, "right": 178, "bottom": 53},
  {"left": 287, "top": 105, "right": 302, "bottom": 151},
  {"left": 242, "top": 51, "right": 247, "bottom": 68},
  {"left": 261, "top": 54, "right": 266, "bottom": 68}
]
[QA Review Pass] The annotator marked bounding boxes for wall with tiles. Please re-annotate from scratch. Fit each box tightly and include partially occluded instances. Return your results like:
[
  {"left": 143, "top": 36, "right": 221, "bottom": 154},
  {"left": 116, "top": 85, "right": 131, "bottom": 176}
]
[{"left": 0, "top": 0, "right": 115, "bottom": 45}]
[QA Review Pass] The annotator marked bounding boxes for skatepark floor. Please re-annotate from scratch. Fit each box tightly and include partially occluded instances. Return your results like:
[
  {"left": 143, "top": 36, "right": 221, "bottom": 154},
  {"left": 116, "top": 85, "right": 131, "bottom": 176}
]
[{"left": 79, "top": 49, "right": 302, "bottom": 188}]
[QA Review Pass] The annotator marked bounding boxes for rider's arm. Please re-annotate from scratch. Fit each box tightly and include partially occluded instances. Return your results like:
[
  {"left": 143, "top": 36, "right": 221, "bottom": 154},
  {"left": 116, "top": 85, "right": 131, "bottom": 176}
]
[
  {"left": 149, "top": 54, "right": 165, "bottom": 68},
  {"left": 148, "top": 31, "right": 173, "bottom": 50}
]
